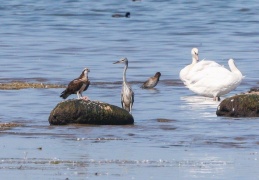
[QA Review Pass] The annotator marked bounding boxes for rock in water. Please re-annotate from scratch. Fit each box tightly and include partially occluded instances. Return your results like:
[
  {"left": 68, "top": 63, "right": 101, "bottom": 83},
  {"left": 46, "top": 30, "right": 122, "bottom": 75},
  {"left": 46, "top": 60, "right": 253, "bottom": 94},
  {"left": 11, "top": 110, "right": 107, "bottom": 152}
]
[
  {"left": 216, "top": 94, "right": 259, "bottom": 117},
  {"left": 49, "top": 99, "right": 134, "bottom": 125}
]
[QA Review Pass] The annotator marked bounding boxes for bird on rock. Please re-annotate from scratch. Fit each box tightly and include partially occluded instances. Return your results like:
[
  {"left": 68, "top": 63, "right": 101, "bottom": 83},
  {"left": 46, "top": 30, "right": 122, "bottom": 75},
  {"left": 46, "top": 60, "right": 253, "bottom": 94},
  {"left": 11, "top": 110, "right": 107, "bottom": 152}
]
[{"left": 60, "top": 68, "right": 90, "bottom": 101}]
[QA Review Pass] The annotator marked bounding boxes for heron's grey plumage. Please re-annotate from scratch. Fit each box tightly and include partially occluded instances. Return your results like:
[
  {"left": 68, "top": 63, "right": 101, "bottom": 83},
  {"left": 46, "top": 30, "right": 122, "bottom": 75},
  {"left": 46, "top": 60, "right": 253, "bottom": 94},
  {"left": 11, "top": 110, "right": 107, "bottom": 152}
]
[{"left": 113, "top": 58, "right": 134, "bottom": 114}]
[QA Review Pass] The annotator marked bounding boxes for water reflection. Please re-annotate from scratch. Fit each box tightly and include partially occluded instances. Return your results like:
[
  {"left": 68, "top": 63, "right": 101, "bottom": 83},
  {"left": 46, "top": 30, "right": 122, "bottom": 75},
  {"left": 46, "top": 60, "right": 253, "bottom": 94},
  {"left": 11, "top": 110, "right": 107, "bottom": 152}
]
[
  {"left": 180, "top": 95, "right": 220, "bottom": 109},
  {"left": 180, "top": 95, "right": 220, "bottom": 118},
  {"left": 141, "top": 87, "right": 160, "bottom": 93}
]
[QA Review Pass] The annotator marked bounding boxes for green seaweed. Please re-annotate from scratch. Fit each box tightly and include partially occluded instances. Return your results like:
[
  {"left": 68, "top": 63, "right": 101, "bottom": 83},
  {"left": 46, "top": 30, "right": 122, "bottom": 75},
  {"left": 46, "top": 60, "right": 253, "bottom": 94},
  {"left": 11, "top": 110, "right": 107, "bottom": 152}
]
[{"left": 217, "top": 94, "right": 259, "bottom": 117}]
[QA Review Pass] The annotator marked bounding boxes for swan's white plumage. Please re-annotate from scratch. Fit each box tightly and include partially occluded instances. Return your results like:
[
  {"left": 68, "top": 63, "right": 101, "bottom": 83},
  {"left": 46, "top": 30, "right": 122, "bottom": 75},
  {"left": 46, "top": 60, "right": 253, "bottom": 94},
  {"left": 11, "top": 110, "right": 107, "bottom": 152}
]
[
  {"left": 179, "top": 48, "right": 243, "bottom": 100},
  {"left": 180, "top": 48, "right": 221, "bottom": 86},
  {"left": 185, "top": 60, "right": 222, "bottom": 86},
  {"left": 179, "top": 48, "right": 199, "bottom": 85},
  {"left": 187, "top": 59, "right": 243, "bottom": 100}
]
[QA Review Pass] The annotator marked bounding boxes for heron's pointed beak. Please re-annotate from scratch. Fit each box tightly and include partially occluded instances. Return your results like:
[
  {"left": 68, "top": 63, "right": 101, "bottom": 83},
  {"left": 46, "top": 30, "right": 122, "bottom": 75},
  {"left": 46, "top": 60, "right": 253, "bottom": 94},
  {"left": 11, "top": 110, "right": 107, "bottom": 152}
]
[{"left": 113, "top": 61, "right": 120, "bottom": 64}]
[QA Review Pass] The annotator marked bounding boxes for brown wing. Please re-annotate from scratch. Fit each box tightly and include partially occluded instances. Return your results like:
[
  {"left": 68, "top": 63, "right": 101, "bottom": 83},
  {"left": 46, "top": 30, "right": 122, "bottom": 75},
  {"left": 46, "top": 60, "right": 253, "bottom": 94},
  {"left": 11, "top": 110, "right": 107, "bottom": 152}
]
[
  {"left": 60, "top": 79, "right": 85, "bottom": 99},
  {"left": 66, "top": 79, "right": 85, "bottom": 93},
  {"left": 83, "top": 80, "right": 90, "bottom": 91}
]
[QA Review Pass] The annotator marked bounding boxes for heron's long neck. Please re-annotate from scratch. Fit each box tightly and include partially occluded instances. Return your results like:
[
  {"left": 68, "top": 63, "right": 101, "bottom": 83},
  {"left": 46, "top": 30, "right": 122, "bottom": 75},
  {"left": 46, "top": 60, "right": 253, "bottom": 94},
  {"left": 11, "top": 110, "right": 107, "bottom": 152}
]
[{"left": 123, "top": 64, "right": 128, "bottom": 84}]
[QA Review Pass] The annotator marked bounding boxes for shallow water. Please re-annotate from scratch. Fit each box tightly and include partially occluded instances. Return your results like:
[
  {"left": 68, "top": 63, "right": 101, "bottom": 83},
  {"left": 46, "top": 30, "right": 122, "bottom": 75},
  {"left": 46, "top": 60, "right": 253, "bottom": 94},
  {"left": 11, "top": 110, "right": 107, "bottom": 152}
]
[{"left": 1, "top": 0, "right": 259, "bottom": 179}]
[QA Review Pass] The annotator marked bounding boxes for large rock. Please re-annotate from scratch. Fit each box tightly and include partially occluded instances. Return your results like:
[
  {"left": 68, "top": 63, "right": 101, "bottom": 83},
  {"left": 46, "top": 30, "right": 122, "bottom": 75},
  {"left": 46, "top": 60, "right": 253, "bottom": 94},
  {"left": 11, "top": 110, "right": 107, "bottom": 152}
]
[
  {"left": 49, "top": 99, "right": 134, "bottom": 125},
  {"left": 216, "top": 94, "right": 259, "bottom": 117}
]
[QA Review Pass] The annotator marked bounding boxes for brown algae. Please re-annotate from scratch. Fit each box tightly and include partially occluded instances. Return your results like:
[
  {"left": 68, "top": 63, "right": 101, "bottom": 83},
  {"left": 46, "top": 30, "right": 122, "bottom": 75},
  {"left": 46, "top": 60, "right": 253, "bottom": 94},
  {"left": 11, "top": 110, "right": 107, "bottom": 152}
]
[{"left": 0, "top": 81, "right": 65, "bottom": 90}]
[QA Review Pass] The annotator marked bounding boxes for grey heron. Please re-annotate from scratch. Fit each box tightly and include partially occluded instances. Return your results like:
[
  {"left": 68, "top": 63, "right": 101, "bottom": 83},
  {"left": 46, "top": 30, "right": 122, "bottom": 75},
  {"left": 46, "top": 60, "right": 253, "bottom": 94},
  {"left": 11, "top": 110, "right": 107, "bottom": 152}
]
[{"left": 113, "top": 58, "right": 134, "bottom": 113}]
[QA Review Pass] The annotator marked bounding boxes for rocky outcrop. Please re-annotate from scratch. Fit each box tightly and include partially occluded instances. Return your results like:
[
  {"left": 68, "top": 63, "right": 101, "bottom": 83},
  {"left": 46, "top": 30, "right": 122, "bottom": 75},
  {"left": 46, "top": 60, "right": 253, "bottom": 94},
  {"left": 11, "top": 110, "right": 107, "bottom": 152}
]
[
  {"left": 216, "top": 93, "right": 259, "bottom": 117},
  {"left": 49, "top": 99, "right": 134, "bottom": 125}
]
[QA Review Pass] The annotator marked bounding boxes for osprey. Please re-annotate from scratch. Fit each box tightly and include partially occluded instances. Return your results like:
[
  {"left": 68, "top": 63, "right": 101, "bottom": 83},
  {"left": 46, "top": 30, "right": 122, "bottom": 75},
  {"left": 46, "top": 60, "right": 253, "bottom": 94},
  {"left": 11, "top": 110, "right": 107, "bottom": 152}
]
[
  {"left": 60, "top": 68, "right": 90, "bottom": 100},
  {"left": 141, "top": 72, "right": 161, "bottom": 89}
]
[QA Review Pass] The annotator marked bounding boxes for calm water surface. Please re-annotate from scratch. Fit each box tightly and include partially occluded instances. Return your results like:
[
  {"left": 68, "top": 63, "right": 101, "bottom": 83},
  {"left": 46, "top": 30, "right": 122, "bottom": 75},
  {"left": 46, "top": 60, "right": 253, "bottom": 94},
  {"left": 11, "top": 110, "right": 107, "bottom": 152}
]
[{"left": 1, "top": 0, "right": 259, "bottom": 179}]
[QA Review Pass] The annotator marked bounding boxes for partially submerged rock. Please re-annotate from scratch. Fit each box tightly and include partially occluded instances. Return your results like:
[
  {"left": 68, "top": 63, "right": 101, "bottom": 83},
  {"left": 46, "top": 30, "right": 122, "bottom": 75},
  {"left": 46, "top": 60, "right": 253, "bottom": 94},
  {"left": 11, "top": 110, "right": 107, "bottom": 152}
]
[
  {"left": 246, "top": 87, "right": 259, "bottom": 95},
  {"left": 216, "top": 93, "right": 259, "bottom": 117},
  {"left": 49, "top": 99, "right": 134, "bottom": 125}
]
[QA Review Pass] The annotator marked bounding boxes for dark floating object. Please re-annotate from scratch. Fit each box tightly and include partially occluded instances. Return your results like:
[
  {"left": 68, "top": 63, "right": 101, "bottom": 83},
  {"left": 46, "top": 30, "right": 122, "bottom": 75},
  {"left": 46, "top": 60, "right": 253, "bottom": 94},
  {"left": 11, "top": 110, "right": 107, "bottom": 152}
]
[
  {"left": 216, "top": 92, "right": 259, "bottom": 117},
  {"left": 60, "top": 68, "right": 90, "bottom": 100},
  {"left": 141, "top": 72, "right": 161, "bottom": 89},
  {"left": 49, "top": 99, "right": 134, "bottom": 125},
  {"left": 112, "top": 12, "right": 130, "bottom": 18}
]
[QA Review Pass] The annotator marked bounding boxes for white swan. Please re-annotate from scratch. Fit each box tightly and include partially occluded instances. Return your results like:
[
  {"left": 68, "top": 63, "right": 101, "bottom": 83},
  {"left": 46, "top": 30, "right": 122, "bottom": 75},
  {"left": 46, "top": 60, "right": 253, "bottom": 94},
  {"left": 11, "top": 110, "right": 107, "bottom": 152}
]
[
  {"left": 179, "top": 48, "right": 199, "bottom": 85},
  {"left": 180, "top": 48, "right": 221, "bottom": 86},
  {"left": 187, "top": 58, "right": 243, "bottom": 101}
]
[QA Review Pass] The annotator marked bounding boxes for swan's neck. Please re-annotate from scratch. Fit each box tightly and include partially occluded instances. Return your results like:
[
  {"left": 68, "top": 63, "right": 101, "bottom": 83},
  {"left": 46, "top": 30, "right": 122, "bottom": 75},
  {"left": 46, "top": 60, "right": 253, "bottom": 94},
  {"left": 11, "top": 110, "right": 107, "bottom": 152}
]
[
  {"left": 192, "top": 57, "right": 198, "bottom": 64},
  {"left": 188, "top": 57, "right": 198, "bottom": 71},
  {"left": 229, "top": 60, "right": 242, "bottom": 76}
]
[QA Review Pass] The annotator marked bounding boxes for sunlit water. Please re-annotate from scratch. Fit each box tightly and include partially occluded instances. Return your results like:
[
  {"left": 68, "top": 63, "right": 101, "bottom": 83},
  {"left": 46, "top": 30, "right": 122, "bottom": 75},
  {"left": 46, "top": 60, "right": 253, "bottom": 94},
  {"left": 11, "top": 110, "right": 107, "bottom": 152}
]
[{"left": 1, "top": 0, "right": 259, "bottom": 179}]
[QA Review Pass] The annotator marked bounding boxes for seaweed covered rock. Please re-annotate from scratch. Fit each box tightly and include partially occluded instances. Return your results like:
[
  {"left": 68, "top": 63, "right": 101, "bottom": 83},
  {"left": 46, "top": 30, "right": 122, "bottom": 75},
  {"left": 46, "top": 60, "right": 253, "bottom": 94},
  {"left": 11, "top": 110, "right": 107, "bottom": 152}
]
[
  {"left": 216, "top": 94, "right": 259, "bottom": 117},
  {"left": 49, "top": 99, "right": 134, "bottom": 125}
]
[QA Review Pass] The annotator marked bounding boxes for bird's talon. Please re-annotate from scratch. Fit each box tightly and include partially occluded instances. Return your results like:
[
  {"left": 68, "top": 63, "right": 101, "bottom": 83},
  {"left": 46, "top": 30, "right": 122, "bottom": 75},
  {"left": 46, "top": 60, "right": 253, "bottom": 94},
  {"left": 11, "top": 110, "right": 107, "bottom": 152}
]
[{"left": 81, "top": 96, "right": 89, "bottom": 101}]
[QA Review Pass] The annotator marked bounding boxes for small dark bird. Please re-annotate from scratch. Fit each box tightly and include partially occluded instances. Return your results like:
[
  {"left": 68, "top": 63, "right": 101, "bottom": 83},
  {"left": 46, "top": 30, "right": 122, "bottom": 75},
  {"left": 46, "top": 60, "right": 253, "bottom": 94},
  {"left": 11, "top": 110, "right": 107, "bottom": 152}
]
[
  {"left": 141, "top": 72, "right": 161, "bottom": 89},
  {"left": 112, "top": 12, "right": 130, "bottom": 18},
  {"left": 113, "top": 58, "right": 134, "bottom": 114},
  {"left": 60, "top": 68, "right": 90, "bottom": 100}
]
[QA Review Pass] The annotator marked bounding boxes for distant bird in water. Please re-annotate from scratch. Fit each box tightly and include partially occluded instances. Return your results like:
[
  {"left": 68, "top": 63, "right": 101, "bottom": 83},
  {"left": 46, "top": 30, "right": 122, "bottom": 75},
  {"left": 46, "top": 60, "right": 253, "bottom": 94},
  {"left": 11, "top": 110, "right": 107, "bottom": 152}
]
[
  {"left": 113, "top": 58, "right": 134, "bottom": 114},
  {"left": 112, "top": 12, "right": 130, "bottom": 18},
  {"left": 141, "top": 72, "right": 161, "bottom": 89},
  {"left": 60, "top": 68, "right": 90, "bottom": 101}
]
